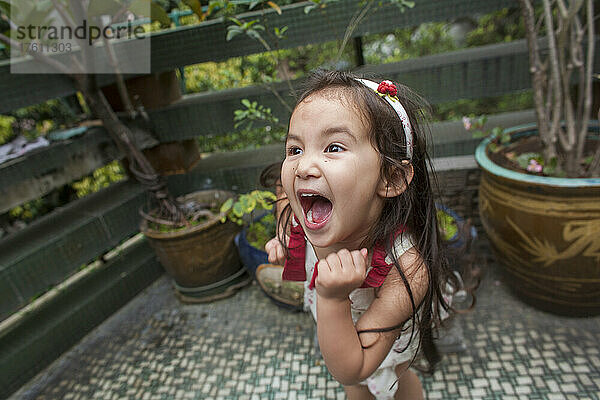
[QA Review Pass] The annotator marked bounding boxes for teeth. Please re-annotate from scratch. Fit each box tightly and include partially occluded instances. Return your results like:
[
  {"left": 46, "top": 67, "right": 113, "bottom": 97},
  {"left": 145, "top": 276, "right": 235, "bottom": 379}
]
[
  {"left": 307, "top": 209, "right": 313, "bottom": 223},
  {"left": 301, "top": 193, "right": 317, "bottom": 197}
]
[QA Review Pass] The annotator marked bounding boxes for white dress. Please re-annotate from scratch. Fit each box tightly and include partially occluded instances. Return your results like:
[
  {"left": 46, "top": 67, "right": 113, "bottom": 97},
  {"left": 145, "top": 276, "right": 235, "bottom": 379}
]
[{"left": 303, "top": 236, "right": 421, "bottom": 400}]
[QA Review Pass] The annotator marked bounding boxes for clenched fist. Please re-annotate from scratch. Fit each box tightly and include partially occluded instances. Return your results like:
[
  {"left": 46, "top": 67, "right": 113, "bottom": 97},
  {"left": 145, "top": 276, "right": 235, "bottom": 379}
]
[
  {"left": 315, "top": 248, "right": 369, "bottom": 301},
  {"left": 265, "top": 236, "right": 288, "bottom": 265}
]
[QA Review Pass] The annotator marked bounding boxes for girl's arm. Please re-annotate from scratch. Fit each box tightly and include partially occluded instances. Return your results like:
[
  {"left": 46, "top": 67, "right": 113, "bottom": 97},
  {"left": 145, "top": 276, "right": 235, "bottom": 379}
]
[
  {"left": 316, "top": 247, "right": 429, "bottom": 385},
  {"left": 265, "top": 178, "right": 289, "bottom": 265}
]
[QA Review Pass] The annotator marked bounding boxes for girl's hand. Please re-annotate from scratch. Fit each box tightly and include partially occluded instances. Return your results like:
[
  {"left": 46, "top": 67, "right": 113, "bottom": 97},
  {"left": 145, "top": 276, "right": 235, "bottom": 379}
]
[
  {"left": 315, "top": 248, "right": 369, "bottom": 301},
  {"left": 265, "top": 236, "right": 287, "bottom": 265}
]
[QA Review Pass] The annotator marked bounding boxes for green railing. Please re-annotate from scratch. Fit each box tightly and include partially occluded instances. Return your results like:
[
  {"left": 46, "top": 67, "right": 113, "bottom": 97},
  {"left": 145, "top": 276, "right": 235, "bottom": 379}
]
[{"left": 0, "top": 0, "right": 518, "bottom": 113}]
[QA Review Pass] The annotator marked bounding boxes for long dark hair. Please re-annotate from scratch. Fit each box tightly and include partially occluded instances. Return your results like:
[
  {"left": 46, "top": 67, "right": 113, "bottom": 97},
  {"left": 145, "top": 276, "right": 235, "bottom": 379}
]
[{"left": 261, "top": 69, "right": 459, "bottom": 373}]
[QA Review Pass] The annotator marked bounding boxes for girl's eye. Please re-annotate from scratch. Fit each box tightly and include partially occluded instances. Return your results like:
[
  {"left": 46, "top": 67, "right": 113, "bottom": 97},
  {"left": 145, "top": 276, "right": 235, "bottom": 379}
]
[
  {"left": 287, "top": 146, "right": 302, "bottom": 156},
  {"left": 326, "top": 144, "right": 344, "bottom": 153}
]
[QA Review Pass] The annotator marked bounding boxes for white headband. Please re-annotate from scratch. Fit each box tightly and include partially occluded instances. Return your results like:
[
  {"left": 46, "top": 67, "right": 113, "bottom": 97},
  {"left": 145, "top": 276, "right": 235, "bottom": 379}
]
[{"left": 356, "top": 78, "right": 413, "bottom": 159}]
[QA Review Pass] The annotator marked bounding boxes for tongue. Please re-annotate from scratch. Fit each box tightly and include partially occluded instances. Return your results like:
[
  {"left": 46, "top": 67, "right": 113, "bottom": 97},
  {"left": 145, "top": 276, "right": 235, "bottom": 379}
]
[{"left": 311, "top": 198, "right": 332, "bottom": 222}]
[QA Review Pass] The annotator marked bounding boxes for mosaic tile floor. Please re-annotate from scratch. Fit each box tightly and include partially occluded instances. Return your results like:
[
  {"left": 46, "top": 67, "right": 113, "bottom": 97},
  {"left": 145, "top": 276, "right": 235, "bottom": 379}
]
[{"left": 11, "top": 239, "right": 600, "bottom": 400}]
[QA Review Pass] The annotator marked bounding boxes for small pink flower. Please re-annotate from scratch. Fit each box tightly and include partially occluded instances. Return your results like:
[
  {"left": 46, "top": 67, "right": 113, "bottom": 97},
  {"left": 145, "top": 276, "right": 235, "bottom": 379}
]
[
  {"left": 462, "top": 117, "right": 472, "bottom": 131},
  {"left": 527, "top": 159, "right": 543, "bottom": 173}
]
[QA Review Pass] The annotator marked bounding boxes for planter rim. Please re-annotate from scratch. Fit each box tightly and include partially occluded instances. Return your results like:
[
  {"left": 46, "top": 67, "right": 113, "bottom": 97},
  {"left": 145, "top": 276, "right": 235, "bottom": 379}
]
[
  {"left": 140, "top": 189, "right": 234, "bottom": 239},
  {"left": 475, "top": 121, "right": 600, "bottom": 187},
  {"left": 141, "top": 212, "right": 227, "bottom": 239}
]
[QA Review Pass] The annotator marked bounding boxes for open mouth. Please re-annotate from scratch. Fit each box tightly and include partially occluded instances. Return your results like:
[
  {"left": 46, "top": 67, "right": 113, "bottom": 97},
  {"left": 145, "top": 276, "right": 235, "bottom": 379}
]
[{"left": 298, "top": 192, "right": 333, "bottom": 229}]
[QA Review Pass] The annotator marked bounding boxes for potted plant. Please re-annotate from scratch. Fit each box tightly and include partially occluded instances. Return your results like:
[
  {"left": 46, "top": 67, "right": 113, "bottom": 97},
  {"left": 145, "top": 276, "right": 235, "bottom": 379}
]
[
  {"left": 436, "top": 203, "right": 480, "bottom": 301},
  {"left": 140, "top": 189, "right": 251, "bottom": 303},
  {"left": 435, "top": 204, "right": 483, "bottom": 354},
  {"left": 224, "top": 189, "right": 305, "bottom": 310},
  {"left": 234, "top": 212, "right": 276, "bottom": 274},
  {"left": 467, "top": 0, "right": 600, "bottom": 316},
  {"left": 222, "top": 190, "right": 277, "bottom": 274},
  {"left": 437, "top": 204, "right": 477, "bottom": 253}
]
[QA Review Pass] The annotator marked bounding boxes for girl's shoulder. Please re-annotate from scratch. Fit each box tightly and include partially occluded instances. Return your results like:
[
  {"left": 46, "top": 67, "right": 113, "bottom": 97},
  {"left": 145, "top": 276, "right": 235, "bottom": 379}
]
[{"left": 384, "top": 231, "right": 416, "bottom": 265}]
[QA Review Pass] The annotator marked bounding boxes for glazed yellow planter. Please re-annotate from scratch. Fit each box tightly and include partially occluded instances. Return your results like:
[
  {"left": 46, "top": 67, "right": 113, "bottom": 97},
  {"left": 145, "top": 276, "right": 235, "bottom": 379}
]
[{"left": 475, "top": 123, "right": 600, "bottom": 316}]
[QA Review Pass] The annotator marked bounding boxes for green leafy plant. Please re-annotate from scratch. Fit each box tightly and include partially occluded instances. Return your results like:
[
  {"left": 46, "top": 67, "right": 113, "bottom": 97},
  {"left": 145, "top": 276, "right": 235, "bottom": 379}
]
[
  {"left": 71, "top": 161, "right": 126, "bottom": 198},
  {"left": 220, "top": 190, "right": 277, "bottom": 225},
  {"left": 234, "top": 99, "right": 280, "bottom": 129},
  {"left": 462, "top": 115, "right": 510, "bottom": 153},
  {"left": 0, "top": 98, "right": 81, "bottom": 145},
  {"left": 147, "top": 190, "right": 277, "bottom": 236},
  {"left": 466, "top": 7, "right": 525, "bottom": 46},
  {"left": 227, "top": 18, "right": 267, "bottom": 46},
  {"left": 225, "top": 0, "right": 287, "bottom": 50},
  {"left": 463, "top": 115, "right": 564, "bottom": 176},
  {"left": 0, "top": 115, "right": 16, "bottom": 145},
  {"left": 437, "top": 209, "right": 458, "bottom": 242},
  {"left": 220, "top": 190, "right": 278, "bottom": 250},
  {"left": 303, "top": 0, "right": 338, "bottom": 14},
  {"left": 9, "top": 198, "right": 46, "bottom": 222},
  {"left": 273, "top": 25, "right": 288, "bottom": 39},
  {"left": 246, "top": 213, "right": 276, "bottom": 249}
]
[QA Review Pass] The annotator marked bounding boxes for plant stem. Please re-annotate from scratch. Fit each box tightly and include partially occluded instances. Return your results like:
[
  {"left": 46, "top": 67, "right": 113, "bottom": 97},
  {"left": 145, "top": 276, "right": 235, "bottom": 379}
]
[
  {"left": 519, "top": 0, "right": 557, "bottom": 163},
  {"left": 335, "top": 0, "right": 374, "bottom": 64},
  {"left": 75, "top": 75, "right": 185, "bottom": 224},
  {"left": 542, "top": 0, "right": 568, "bottom": 154},
  {"left": 575, "top": 0, "right": 595, "bottom": 176}
]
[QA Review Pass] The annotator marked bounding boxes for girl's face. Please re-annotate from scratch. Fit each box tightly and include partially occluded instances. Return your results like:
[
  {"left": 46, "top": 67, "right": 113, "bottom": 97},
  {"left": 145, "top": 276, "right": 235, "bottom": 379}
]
[{"left": 282, "top": 91, "right": 386, "bottom": 255}]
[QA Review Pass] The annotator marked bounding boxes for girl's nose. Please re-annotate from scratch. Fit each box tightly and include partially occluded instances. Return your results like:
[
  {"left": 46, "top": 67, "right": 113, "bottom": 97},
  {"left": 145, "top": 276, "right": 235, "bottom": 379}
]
[{"left": 295, "top": 153, "right": 321, "bottom": 179}]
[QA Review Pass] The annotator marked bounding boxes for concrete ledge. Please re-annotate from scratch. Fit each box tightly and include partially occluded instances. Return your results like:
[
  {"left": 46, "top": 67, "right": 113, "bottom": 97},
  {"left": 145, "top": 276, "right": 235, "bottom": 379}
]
[{"left": 433, "top": 155, "right": 477, "bottom": 172}]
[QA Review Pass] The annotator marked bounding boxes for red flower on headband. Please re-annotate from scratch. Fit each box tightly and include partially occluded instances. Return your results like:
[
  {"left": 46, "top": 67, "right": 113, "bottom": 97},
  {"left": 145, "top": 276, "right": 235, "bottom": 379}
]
[{"left": 377, "top": 80, "right": 397, "bottom": 97}]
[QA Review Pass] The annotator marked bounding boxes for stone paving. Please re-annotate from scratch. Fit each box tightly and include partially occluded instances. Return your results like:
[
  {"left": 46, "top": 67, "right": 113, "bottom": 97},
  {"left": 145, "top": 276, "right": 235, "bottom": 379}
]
[{"left": 10, "top": 238, "right": 600, "bottom": 400}]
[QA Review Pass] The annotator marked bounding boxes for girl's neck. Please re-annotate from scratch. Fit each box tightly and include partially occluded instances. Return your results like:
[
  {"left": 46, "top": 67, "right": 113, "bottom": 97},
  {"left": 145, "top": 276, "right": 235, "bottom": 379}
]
[
  {"left": 312, "top": 240, "right": 367, "bottom": 261},
  {"left": 308, "top": 223, "right": 374, "bottom": 260}
]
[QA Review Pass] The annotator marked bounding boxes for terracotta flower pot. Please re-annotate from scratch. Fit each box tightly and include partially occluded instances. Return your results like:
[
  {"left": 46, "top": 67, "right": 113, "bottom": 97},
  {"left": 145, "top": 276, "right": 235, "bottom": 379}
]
[
  {"left": 140, "top": 190, "right": 249, "bottom": 302},
  {"left": 475, "top": 123, "right": 600, "bottom": 316}
]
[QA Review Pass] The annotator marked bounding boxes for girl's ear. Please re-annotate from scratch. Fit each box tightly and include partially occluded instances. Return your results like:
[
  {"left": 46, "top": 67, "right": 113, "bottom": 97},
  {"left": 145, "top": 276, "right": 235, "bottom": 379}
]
[{"left": 377, "top": 163, "right": 414, "bottom": 198}]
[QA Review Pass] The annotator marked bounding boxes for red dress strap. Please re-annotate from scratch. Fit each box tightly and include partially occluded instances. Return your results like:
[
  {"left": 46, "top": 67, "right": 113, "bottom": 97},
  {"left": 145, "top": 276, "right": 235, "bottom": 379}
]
[
  {"left": 281, "top": 215, "right": 307, "bottom": 281},
  {"left": 282, "top": 220, "right": 407, "bottom": 289},
  {"left": 360, "top": 225, "right": 408, "bottom": 287}
]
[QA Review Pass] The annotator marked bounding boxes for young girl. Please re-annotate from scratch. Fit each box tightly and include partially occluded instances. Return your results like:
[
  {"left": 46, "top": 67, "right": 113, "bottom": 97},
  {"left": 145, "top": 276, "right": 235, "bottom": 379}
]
[{"left": 264, "top": 69, "right": 456, "bottom": 400}]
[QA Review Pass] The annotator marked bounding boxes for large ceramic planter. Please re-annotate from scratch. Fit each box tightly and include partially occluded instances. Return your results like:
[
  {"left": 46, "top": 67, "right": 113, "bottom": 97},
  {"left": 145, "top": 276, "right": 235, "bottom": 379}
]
[
  {"left": 140, "top": 189, "right": 249, "bottom": 302},
  {"left": 475, "top": 123, "right": 600, "bottom": 316}
]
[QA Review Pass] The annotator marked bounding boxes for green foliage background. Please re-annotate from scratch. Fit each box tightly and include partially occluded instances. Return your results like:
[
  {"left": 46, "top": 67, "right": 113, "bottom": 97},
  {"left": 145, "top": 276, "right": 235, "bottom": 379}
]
[
  {"left": 1, "top": 5, "right": 530, "bottom": 230},
  {"left": 186, "top": 7, "right": 529, "bottom": 153}
]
